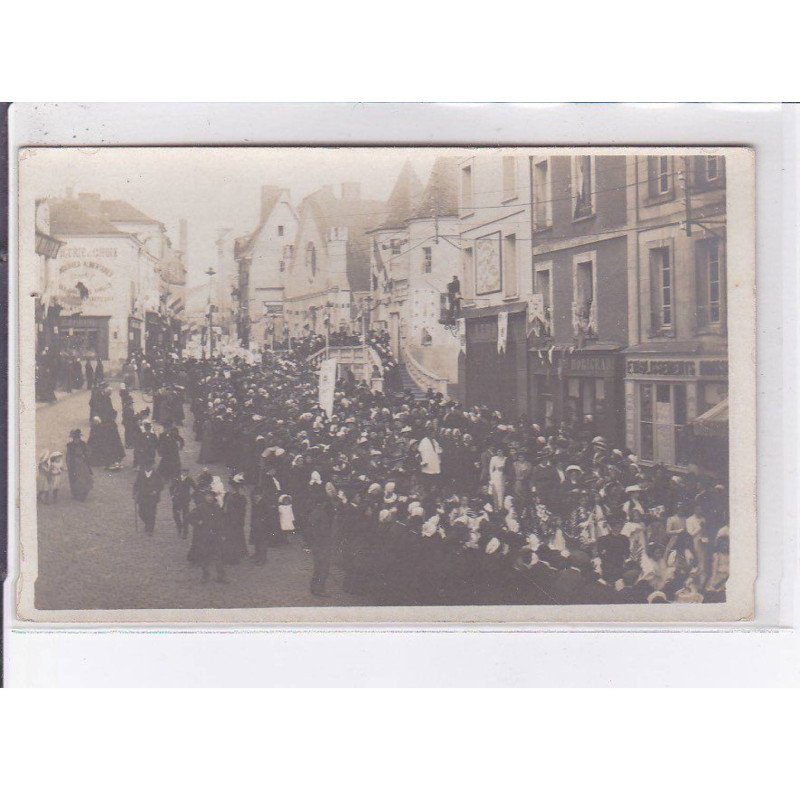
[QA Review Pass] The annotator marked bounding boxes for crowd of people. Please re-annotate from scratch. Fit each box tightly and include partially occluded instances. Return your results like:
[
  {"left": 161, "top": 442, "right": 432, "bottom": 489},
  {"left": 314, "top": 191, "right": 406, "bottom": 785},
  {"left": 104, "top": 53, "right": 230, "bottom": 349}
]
[
  {"left": 35, "top": 349, "right": 105, "bottom": 402},
  {"left": 49, "top": 332, "right": 731, "bottom": 604}
]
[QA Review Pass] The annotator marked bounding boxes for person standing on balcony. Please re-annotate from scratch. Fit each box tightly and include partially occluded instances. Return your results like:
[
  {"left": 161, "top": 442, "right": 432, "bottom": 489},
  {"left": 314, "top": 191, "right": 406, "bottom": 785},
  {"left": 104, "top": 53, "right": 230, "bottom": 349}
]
[{"left": 447, "top": 275, "right": 461, "bottom": 320}]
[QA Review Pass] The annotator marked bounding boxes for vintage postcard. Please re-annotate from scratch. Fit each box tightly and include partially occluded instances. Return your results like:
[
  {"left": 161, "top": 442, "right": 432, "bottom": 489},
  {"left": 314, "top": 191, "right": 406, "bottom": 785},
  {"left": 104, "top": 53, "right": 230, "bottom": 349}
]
[{"left": 13, "top": 145, "right": 755, "bottom": 624}]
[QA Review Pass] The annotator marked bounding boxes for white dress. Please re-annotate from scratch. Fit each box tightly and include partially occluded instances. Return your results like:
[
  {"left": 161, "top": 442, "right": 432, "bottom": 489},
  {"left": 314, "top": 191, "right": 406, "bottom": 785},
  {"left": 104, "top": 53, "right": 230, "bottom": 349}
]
[{"left": 489, "top": 455, "right": 507, "bottom": 509}]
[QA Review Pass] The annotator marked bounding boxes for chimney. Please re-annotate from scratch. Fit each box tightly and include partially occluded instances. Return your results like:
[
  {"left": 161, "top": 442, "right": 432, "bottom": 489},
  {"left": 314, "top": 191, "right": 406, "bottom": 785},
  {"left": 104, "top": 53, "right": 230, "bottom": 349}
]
[
  {"left": 78, "top": 192, "right": 102, "bottom": 215},
  {"left": 179, "top": 218, "right": 188, "bottom": 255},
  {"left": 341, "top": 182, "right": 361, "bottom": 201}
]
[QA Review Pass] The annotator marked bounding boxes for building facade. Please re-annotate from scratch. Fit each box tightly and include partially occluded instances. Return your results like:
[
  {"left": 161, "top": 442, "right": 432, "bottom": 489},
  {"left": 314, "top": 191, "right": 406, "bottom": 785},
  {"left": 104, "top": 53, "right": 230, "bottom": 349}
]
[
  {"left": 624, "top": 154, "right": 728, "bottom": 472},
  {"left": 457, "top": 152, "right": 534, "bottom": 418},
  {"left": 45, "top": 191, "right": 187, "bottom": 371},
  {"left": 528, "top": 154, "right": 631, "bottom": 442},
  {"left": 369, "top": 160, "right": 423, "bottom": 359},
  {"left": 234, "top": 186, "right": 297, "bottom": 348},
  {"left": 368, "top": 157, "right": 463, "bottom": 392},
  {"left": 284, "top": 183, "right": 384, "bottom": 339}
]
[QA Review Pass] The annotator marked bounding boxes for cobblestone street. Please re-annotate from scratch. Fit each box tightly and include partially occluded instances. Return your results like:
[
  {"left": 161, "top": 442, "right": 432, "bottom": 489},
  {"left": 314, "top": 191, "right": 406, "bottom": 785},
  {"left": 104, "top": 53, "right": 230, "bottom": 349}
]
[{"left": 34, "top": 389, "right": 356, "bottom": 610}]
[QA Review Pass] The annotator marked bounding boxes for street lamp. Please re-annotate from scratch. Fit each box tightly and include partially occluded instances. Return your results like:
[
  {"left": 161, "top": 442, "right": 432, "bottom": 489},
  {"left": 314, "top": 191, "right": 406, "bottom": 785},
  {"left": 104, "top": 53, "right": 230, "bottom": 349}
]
[{"left": 205, "top": 266, "right": 216, "bottom": 359}]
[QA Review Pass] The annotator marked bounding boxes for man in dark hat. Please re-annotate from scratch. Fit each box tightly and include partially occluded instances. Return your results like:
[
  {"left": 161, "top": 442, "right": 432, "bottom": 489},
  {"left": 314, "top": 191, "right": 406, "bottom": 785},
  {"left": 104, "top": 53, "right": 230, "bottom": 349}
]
[
  {"left": 169, "top": 467, "right": 195, "bottom": 538},
  {"left": 133, "top": 462, "right": 163, "bottom": 534},
  {"left": 134, "top": 421, "right": 158, "bottom": 469},
  {"left": 157, "top": 423, "right": 184, "bottom": 481}
]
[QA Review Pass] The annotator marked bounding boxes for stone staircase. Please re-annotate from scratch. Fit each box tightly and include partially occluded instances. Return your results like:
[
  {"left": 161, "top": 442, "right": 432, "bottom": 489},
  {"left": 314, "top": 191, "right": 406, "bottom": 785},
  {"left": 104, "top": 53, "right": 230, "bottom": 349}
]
[{"left": 397, "top": 362, "right": 428, "bottom": 400}]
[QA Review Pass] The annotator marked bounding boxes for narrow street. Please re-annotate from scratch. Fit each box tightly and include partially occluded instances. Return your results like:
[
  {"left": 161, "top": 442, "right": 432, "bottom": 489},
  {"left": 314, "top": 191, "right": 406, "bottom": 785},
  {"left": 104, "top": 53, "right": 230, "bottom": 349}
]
[{"left": 35, "top": 389, "right": 356, "bottom": 610}]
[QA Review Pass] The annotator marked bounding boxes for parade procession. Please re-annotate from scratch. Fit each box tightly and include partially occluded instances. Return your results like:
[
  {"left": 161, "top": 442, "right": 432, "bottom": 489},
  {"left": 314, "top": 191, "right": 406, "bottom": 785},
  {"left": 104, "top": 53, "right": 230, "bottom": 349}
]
[{"left": 31, "top": 148, "right": 731, "bottom": 611}]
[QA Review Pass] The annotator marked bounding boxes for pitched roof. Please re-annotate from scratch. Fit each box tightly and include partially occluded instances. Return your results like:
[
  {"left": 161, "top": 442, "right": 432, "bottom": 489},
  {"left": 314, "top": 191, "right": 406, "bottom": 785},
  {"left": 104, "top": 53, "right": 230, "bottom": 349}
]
[
  {"left": 50, "top": 199, "right": 123, "bottom": 236},
  {"left": 259, "top": 186, "right": 284, "bottom": 227},
  {"left": 300, "top": 186, "right": 385, "bottom": 291},
  {"left": 235, "top": 187, "right": 289, "bottom": 259},
  {"left": 411, "top": 155, "right": 460, "bottom": 220},
  {"left": 373, "top": 160, "right": 423, "bottom": 231},
  {"left": 100, "top": 199, "right": 160, "bottom": 224}
]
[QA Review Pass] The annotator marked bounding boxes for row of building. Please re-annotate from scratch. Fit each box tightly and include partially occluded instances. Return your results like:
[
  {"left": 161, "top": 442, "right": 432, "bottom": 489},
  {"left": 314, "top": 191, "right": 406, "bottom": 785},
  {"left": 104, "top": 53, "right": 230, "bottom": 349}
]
[
  {"left": 228, "top": 150, "right": 727, "bottom": 473},
  {"left": 35, "top": 190, "right": 189, "bottom": 371}
]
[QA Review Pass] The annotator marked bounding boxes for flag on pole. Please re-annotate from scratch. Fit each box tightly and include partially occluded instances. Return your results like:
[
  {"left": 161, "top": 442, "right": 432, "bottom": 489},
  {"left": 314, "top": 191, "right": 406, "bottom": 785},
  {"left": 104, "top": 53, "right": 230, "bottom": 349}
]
[
  {"left": 497, "top": 311, "right": 508, "bottom": 354},
  {"left": 318, "top": 357, "right": 337, "bottom": 418}
]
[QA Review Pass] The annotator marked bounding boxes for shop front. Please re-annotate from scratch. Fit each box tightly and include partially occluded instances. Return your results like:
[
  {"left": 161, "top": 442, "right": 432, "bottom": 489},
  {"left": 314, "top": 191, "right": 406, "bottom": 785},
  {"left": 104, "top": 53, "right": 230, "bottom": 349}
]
[
  {"left": 145, "top": 311, "right": 168, "bottom": 355},
  {"left": 128, "top": 316, "right": 142, "bottom": 357},
  {"left": 461, "top": 302, "right": 528, "bottom": 420},
  {"left": 527, "top": 346, "right": 624, "bottom": 441},
  {"left": 624, "top": 354, "right": 729, "bottom": 473},
  {"left": 59, "top": 315, "right": 110, "bottom": 360}
]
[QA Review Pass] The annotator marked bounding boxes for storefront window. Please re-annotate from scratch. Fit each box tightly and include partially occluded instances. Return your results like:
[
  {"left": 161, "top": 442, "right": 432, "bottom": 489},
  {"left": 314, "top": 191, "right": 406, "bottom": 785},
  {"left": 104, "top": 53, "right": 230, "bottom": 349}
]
[
  {"left": 674, "top": 383, "right": 689, "bottom": 466},
  {"left": 640, "top": 383, "right": 654, "bottom": 461}
]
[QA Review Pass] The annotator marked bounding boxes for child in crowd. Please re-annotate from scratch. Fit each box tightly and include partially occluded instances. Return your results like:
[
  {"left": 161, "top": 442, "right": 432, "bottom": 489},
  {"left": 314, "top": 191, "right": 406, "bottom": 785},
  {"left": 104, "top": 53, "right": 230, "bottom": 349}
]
[{"left": 278, "top": 494, "right": 296, "bottom": 541}]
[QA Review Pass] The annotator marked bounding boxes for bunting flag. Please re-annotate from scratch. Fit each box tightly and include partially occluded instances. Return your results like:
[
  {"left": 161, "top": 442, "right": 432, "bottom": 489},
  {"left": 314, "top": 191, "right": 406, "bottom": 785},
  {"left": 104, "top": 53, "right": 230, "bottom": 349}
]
[{"left": 497, "top": 311, "right": 508, "bottom": 355}]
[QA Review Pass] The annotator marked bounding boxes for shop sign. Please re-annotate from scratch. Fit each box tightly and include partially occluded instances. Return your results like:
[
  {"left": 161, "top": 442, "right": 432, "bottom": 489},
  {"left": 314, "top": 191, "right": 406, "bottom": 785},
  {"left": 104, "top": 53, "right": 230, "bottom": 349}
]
[
  {"left": 567, "top": 354, "right": 614, "bottom": 376},
  {"left": 627, "top": 358, "right": 728, "bottom": 379},
  {"left": 698, "top": 360, "right": 728, "bottom": 377},
  {"left": 627, "top": 359, "right": 697, "bottom": 377}
]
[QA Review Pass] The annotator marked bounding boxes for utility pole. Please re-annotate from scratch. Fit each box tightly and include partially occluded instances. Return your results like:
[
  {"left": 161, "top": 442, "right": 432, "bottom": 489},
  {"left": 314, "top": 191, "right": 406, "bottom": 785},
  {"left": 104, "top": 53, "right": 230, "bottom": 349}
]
[{"left": 205, "top": 266, "right": 216, "bottom": 358}]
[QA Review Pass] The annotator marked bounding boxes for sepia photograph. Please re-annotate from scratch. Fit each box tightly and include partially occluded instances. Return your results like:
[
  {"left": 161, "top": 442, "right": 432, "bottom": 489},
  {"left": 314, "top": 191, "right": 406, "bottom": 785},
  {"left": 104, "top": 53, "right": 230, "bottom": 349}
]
[{"left": 14, "top": 145, "right": 755, "bottom": 624}]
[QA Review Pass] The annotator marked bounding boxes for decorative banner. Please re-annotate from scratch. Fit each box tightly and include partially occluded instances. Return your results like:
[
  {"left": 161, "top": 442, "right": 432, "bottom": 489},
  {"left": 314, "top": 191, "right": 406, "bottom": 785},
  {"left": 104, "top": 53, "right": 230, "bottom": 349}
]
[
  {"left": 497, "top": 311, "right": 508, "bottom": 354},
  {"left": 475, "top": 233, "right": 502, "bottom": 295},
  {"left": 457, "top": 317, "right": 466, "bottom": 353},
  {"left": 318, "top": 357, "right": 338, "bottom": 418},
  {"left": 527, "top": 292, "right": 547, "bottom": 338}
]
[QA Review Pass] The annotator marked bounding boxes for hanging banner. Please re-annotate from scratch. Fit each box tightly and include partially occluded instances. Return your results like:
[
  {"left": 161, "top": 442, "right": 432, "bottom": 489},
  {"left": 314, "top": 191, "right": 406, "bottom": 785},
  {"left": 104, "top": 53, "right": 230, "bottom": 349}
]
[
  {"left": 497, "top": 311, "right": 508, "bottom": 354},
  {"left": 457, "top": 317, "right": 466, "bottom": 353},
  {"left": 318, "top": 357, "right": 338, "bottom": 418},
  {"left": 527, "top": 293, "right": 548, "bottom": 339}
]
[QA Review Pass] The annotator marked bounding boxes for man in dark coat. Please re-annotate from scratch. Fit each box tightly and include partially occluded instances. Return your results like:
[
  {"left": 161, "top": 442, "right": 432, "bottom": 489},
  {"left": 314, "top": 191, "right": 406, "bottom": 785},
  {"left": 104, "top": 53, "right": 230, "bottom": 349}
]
[
  {"left": 84, "top": 359, "right": 95, "bottom": 390},
  {"left": 122, "top": 399, "right": 138, "bottom": 449},
  {"left": 94, "top": 358, "right": 105, "bottom": 385},
  {"left": 307, "top": 493, "right": 335, "bottom": 597},
  {"left": 596, "top": 527, "right": 631, "bottom": 584},
  {"left": 134, "top": 421, "right": 158, "bottom": 468},
  {"left": 169, "top": 468, "right": 195, "bottom": 538},
  {"left": 133, "top": 464, "right": 163, "bottom": 534},
  {"left": 157, "top": 424, "right": 184, "bottom": 480},
  {"left": 188, "top": 490, "right": 227, "bottom": 583},
  {"left": 222, "top": 474, "right": 249, "bottom": 564},
  {"left": 250, "top": 484, "right": 278, "bottom": 566}
]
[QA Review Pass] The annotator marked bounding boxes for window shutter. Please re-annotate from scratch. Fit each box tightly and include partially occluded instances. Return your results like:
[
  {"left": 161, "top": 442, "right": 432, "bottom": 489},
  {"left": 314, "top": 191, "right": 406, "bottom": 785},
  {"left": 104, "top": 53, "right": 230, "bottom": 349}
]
[
  {"left": 647, "top": 157, "right": 659, "bottom": 198},
  {"left": 692, "top": 156, "right": 708, "bottom": 191},
  {"left": 462, "top": 248, "right": 474, "bottom": 302},
  {"left": 695, "top": 239, "right": 709, "bottom": 329},
  {"left": 648, "top": 250, "right": 661, "bottom": 334}
]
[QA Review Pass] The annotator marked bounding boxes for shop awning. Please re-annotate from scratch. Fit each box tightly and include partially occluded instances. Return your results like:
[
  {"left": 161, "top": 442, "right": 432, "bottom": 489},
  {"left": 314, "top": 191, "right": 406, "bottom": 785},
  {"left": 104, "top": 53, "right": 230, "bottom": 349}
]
[{"left": 691, "top": 398, "right": 728, "bottom": 437}]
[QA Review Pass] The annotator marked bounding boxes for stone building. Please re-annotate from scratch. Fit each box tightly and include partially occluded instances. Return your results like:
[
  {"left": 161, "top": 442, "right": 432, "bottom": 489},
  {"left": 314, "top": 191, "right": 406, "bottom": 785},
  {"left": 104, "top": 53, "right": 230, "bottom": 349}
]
[
  {"left": 284, "top": 183, "right": 384, "bottom": 339},
  {"left": 623, "top": 154, "right": 728, "bottom": 472},
  {"left": 234, "top": 186, "right": 297, "bottom": 348},
  {"left": 46, "top": 191, "right": 186, "bottom": 370}
]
